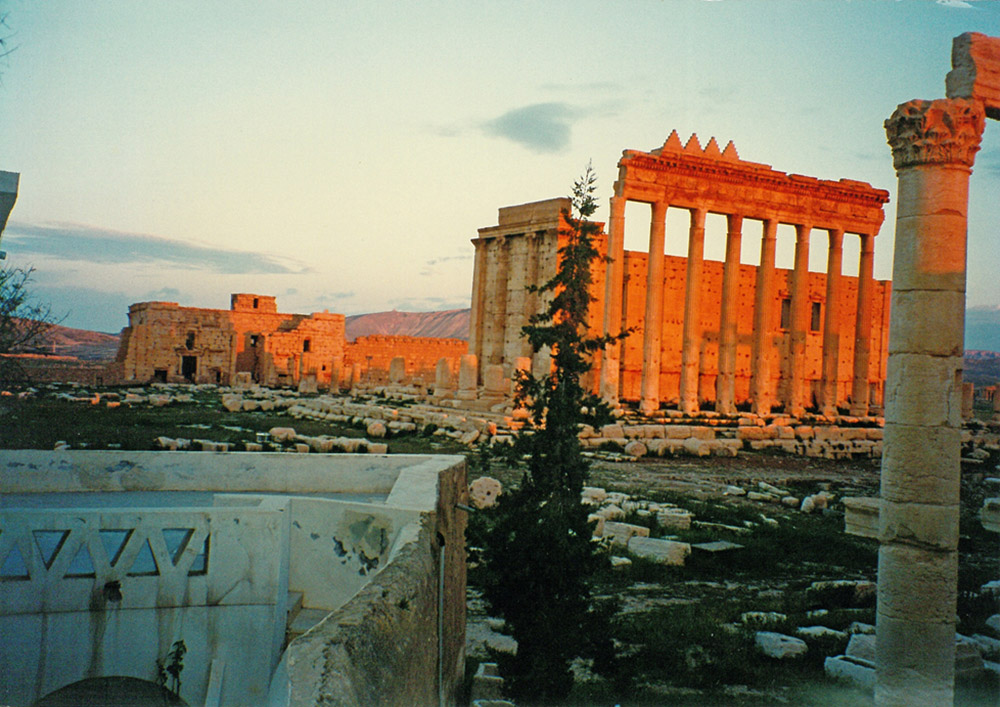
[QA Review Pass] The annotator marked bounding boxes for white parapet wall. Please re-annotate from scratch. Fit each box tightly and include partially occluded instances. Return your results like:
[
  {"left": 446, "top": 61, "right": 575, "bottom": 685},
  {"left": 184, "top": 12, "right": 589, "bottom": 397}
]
[{"left": 0, "top": 450, "right": 467, "bottom": 707}]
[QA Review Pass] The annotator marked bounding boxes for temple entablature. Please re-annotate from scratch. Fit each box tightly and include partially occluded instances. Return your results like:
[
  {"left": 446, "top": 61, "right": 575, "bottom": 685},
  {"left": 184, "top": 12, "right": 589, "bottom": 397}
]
[{"left": 613, "top": 130, "right": 889, "bottom": 236}]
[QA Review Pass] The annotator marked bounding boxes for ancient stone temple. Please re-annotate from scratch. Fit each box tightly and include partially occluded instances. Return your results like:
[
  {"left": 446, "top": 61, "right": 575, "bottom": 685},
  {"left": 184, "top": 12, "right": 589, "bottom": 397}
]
[
  {"left": 469, "top": 135, "right": 892, "bottom": 417},
  {"left": 109, "top": 294, "right": 345, "bottom": 387}
]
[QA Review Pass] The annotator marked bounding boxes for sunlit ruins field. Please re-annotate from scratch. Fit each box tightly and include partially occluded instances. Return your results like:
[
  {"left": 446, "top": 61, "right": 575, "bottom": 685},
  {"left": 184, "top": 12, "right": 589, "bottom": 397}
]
[{"left": 3, "top": 383, "right": 998, "bottom": 706}]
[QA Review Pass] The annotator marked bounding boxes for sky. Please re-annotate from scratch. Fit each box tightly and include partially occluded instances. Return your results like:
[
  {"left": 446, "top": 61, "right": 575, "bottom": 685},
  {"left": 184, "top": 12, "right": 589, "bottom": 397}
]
[{"left": 1, "top": 0, "right": 999, "bottom": 333}]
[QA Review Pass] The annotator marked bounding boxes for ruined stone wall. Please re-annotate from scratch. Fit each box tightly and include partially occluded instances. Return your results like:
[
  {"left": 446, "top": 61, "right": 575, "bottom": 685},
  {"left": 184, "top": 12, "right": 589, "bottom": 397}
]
[
  {"left": 112, "top": 297, "right": 345, "bottom": 387},
  {"left": 469, "top": 198, "right": 607, "bottom": 386},
  {"left": 343, "top": 335, "right": 467, "bottom": 386},
  {"left": 115, "top": 302, "right": 236, "bottom": 384},
  {"left": 612, "top": 252, "right": 890, "bottom": 410}
]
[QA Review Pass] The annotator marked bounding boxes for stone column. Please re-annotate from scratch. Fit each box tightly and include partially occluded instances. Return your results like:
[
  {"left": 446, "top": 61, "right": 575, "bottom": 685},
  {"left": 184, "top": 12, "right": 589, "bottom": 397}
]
[
  {"left": 640, "top": 201, "right": 668, "bottom": 415},
  {"left": 786, "top": 223, "right": 812, "bottom": 417},
  {"left": 751, "top": 219, "right": 778, "bottom": 415},
  {"left": 820, "top": 228, "right": 845, "bottom": 417},
  {"left": 488, "top": 236, "right": 510, "bottom": 371},
  {"left": 468, "top": 238, "right": 489, "bottom": 365},
  {"left": 601, "top": 195, "right": 627, "bottom": 404},
  {"left": 679, "top": 207, "right": 707, "bottom": 415},
  {"left": 877, "top": 97, "right": 984, "bottom": 707},
  {"left": 716, "top": 213, "right": 743, "bottom": 414},
  {"left": 850, "top": 233, "right": 875, "bottom": 415},
  {"left": 457, "top": 353, "right": 479, "bottom": 401}
]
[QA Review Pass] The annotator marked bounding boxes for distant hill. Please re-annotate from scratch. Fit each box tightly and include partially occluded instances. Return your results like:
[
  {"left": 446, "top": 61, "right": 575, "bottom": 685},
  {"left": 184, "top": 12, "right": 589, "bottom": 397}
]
[
  {"left": 967, "top": 306, "right": 1000, "bottom": 354},
  {"left": 15, "top": 320, "right": 120, "bottom": 361},
  {"left": 344, "top": 308, "right": 470, "bottom": 341},
  {"left": 965, "top": 350, "right": 1000, "bottom": 388}
]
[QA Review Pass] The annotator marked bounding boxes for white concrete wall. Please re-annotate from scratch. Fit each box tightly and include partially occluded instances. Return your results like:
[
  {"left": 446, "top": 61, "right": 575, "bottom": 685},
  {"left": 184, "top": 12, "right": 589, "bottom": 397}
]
[{"left": 0, "top": 498, "right": 289, "bottom": 706}]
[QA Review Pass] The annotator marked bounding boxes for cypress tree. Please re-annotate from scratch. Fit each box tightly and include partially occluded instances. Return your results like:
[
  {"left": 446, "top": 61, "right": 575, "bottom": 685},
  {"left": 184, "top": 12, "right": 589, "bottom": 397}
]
[{"left": 476, "top": 164, "right": 622, "bottom": 703}]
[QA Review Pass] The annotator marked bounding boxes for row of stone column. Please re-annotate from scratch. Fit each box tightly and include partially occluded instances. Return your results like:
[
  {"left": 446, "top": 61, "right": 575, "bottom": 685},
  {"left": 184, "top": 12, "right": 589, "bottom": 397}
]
[{"left": 602, "top": 196, "right": 876, "bottom": 417}]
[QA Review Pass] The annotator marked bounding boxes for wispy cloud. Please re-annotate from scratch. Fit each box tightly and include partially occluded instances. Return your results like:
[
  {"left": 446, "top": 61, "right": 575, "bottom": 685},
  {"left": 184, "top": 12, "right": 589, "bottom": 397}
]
[
  {"left": 387, "top": 295, "right": 470, "bottom": 311},
  {"left": 4, "top": 222, "right": 310, "bottom": 274},
  {"left": 935, "top": 0, "right": 978, "bottom": 8},
  {"left": 143, "top": 286, "right": 182, "bottom": 301},
  {"left": 482, "top": 102, "right": 581, "bottom": 153}
]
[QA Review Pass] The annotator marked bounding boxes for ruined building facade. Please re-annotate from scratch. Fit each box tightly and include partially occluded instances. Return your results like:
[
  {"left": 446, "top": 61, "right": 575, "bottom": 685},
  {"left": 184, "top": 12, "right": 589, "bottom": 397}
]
[
  {"left": 469, "top": 133, "right": 892, "bottom": 416},
  {"left": 109, "top": 294, "right": 345, "bottom": 387}
]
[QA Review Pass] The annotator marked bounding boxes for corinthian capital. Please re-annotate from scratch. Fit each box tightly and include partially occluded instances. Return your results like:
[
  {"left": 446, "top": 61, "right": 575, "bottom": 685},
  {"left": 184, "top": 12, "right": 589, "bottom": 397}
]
[{"left": 884, "top": 98, "right": 985, "bottom": 170}]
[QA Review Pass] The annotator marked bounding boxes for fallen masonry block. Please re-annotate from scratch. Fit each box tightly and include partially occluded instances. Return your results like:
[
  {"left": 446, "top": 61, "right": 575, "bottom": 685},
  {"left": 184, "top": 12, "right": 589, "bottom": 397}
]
[
  {"left": 824, "top": 655, "right": 876, "bottom": 690},
  {"left": 603, "top": 521, "right": 649, "bottom": 546},
  {"left": 843, "top": 496, "right": 879, "bottom": 538},
  {"left": 581, "top": 486, "right": 607, "bottom": 505},
  {"left": 471, "top": 662, "right": 504, "bottom": 702},
  {"left": 740, "top": 612, "right": 788, "bottom": 627},
  {"left": 755, "top": 631, "right": 807, "bottom": 659},
  {"left": 470, "top": 476, "right": 502, "bottom": 509},
  {"left": 268, "top": 427, "right": 297, "bottom": 443},
  {"left": 627, "top": 536, "right": 690, "bottom": 565},
  {"left": 691, "top": 540, "right": 744, "bottom": 553},
  {"left": 796, "top": 625, "right": 848, "bottom": 641},
  {"left": 656, "top": 508, "right": 693, "bottom": 530}
]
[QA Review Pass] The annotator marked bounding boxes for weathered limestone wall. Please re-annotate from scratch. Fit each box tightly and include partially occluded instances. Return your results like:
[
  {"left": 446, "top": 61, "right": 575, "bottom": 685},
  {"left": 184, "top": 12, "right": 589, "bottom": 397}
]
[
  {"left": 469, "top": 199, "right": 606, "bottom": 388},
  {"left": 611, "top": 252, "right": 890, "bottom": 411},
  {"left": 114, "top": 301, "right": 237, "bottom": 384},
  {"left": 343, "top": 335, "right": 467, "bottom": 387},
  {"left": 110, "top": 295, "right": 345, "bottom": 387}
]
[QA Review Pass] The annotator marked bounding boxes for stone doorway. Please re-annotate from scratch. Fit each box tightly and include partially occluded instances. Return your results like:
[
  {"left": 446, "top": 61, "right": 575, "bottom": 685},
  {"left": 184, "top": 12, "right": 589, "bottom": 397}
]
[{"left": 181, "top": 355, "right": 197, "bottom": 382}]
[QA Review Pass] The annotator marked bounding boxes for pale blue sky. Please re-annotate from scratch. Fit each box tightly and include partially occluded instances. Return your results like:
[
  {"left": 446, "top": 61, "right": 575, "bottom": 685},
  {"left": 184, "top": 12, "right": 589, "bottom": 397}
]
[{"left": 1, "top": 0, "right": 998, "bottom": 332}]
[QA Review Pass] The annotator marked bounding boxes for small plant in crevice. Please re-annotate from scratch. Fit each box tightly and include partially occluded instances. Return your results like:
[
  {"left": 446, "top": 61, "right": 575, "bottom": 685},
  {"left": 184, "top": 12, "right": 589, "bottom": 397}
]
[{"left": 156, "top": 639, "right": 187, "bottom": 700}]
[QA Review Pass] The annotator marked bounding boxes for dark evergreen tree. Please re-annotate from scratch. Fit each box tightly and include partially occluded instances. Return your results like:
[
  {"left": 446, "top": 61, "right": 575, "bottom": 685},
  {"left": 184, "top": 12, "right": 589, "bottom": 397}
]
[{"left": 475, "top": 164, "right": 624, "bottom": 703}]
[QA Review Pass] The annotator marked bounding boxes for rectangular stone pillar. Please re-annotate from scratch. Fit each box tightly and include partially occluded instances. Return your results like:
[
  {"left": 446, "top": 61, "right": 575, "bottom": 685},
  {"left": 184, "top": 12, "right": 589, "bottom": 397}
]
[
  {"left": 601, "top": 195, "right": 627, "bottom": 404},
  {"left": 715, "top": 213, "right": 743, "bottom": 414},
  {"left": 751, "top": 219, "right": 778, "bottom": 415},
  {"left": 679, "top": 208, "right": 707, "bottom": 415},
  {"left": 851, "top": 233, "right": 875, "bottom": 415},
  {"left": 786, "top": 223, "right": 812, "bottom": 417},
  {"left": 820, "top": 228, "right": 845, "bottom": 417},
  {"left": 640, "top": 201, "right": 668, "bottom": 415}
]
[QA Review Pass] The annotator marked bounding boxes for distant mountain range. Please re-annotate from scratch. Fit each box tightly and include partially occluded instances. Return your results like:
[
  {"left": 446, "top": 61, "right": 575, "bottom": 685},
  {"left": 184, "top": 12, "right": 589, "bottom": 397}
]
[
  {"left": 345, "top": 308, "right": 470, "bottom": 340},
  {"left": 15, "top": 306, "right": 1000, "bottom": 388}
]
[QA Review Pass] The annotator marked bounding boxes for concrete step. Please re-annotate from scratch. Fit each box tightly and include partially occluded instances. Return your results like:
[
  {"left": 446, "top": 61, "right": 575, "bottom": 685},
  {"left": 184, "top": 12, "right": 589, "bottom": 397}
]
[
  {"left": 286, "top": 590, "right": 304, "bottom": 624},
  {"left": 287, "top": 608, "right": 332, "bottom": 642}
]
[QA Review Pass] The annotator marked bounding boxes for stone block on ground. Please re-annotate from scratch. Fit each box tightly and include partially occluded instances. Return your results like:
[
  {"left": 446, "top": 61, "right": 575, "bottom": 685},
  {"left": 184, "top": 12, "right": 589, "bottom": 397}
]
[
  {"left": 470, "top": 477, "right": 502, "bottom": 509},
  {"left": 602, "top": 521, "right": 649, "bottom": 547},
  {"left": 626, "top": 536, "right": 690, "bottom": 565},
  {"left": 755, "top": 631, "right": 808, "bottom": 659},
  {"left": 691, "top": 540, "right": 744, "bottom": 553},
  {"left": 268, "top": 427, "right": 297, "bottom": 443},
  {"left": 471, "top": 662, "right": 504, "bottom": 702},
  {"left": 824, "top": 655, "right": 876, "bottom": 690},
  {"left": 656, "top": 508, "right": 693, "bottom": 531}
]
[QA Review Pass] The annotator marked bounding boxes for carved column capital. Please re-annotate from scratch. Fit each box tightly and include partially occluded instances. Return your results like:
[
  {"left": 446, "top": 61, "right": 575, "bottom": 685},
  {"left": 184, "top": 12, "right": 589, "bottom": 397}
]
[{"left": 885, "top": 98, "right": 985, "bottom": 170}]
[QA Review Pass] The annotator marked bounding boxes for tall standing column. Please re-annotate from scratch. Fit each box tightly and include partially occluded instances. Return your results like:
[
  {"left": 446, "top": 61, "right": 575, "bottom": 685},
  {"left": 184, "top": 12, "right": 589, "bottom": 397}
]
[
  {"left": 716, "top": 213, "right": 743, "bottom": 414},
  {"left": 751, "top": 219, "right": 778, "bottom": 415},
  {"left": 877, "top": 98, "right": 984, "bottom": 707},
  {"left": 601, "top": 195, "right": 627, "bottom": 404},
  {"left": 850, "top": 233, "right": 875, "bottom": 415},
  {"left": 820, "top": 228, "right": 845, "bottom": 416},
  {"left": 679, "top": 208, "right": 707, "bottom": 414},
  {"left": 468, "top": 239, "right": 489, "bottom": 363},
  {"left": 786, "top": 223, "right": 812, "bottom": 416},
  {"left": 640, "top": 201, "right": 668, "bottom": 415}
]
